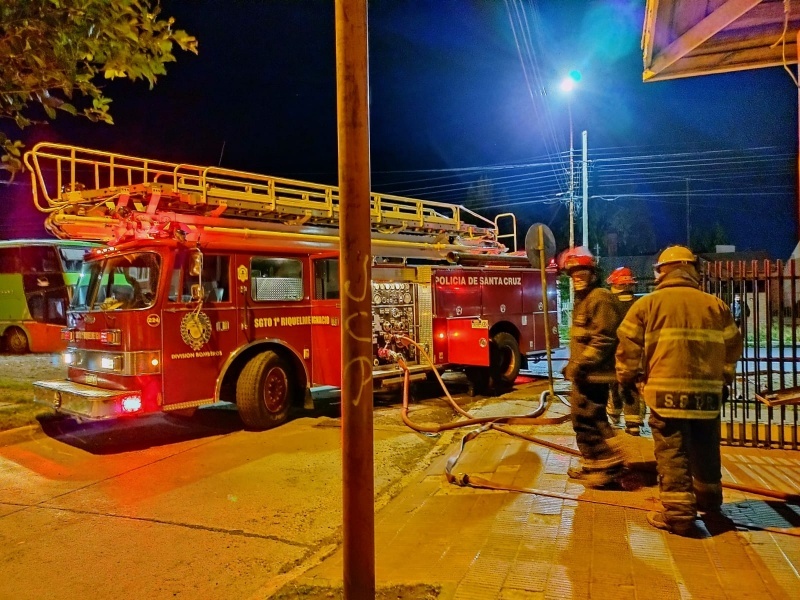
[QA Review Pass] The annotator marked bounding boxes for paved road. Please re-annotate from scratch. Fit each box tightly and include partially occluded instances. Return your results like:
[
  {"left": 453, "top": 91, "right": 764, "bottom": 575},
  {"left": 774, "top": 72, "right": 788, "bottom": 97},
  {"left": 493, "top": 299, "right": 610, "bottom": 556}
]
[{"left": 0, "top": 393, "right": 467, "bottom": 600}]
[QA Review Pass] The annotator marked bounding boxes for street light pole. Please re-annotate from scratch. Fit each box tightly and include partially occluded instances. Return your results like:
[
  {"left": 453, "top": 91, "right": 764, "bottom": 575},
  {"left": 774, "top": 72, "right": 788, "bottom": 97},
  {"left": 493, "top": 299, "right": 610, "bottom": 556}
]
[
  {"left": 582, "top": 130, "right": 588, "bottom": 248},
  {"left": 568, "top": 101, "right": 574, "bottom": 249}
]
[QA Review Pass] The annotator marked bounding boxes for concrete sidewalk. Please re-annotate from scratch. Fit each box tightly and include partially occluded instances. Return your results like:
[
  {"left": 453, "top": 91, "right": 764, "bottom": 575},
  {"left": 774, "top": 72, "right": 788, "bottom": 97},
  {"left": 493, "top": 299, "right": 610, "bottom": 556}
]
[{"left": 276, "top": 385, "right": 800, "bottom": 599}]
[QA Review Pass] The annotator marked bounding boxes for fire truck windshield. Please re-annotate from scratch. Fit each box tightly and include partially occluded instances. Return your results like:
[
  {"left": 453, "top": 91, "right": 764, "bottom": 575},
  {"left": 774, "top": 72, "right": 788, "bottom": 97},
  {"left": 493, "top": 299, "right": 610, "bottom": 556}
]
[{"left": 71, "top": 252, "right": 161, "bottom": 311}]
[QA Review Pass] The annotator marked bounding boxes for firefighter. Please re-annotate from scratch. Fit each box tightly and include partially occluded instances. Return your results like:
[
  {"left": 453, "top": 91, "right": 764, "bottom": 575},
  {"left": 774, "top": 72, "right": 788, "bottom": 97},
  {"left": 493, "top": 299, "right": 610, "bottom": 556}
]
[
  {"left": 616, "top": 245, "right": 742, "bottom": 534},
  {"left": 561, "top": 247, "right": 626, "bottom": 488},
  {"left": 605, "top": 267, "right": 646, "bottom": 436}
]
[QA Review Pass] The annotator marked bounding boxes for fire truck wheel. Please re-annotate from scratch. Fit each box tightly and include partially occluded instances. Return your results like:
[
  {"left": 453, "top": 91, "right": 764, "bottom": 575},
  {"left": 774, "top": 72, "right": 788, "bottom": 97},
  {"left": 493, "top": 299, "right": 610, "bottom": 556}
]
[
  {"left": 4, "top": 327, "right": 29, "bottom": 354},
  {"left": 489, "top": 332, "right": 521, "bottom": 389},
  {"left": 237, "top": 351, "right": 292, "bottom": 430}
]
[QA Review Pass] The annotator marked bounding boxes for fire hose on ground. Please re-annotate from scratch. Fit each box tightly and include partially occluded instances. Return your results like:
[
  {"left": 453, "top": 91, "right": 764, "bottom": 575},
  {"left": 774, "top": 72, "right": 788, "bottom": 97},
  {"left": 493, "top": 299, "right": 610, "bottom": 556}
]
[{"left": 387, "top": 335, "right": 800, "bottom": 537}]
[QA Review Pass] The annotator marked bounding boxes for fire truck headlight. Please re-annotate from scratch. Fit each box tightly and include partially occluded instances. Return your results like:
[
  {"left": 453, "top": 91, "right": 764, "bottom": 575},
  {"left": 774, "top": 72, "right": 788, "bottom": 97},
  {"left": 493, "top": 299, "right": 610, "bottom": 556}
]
[
  {"left": 120, "top": 395, "right": 142, "bottom": 413},
  {"left": 100, "top": 354, "right": 123, "bottom": 371},
  {"left": 63, "top": 352, "right": 74, "bottom": 365}
]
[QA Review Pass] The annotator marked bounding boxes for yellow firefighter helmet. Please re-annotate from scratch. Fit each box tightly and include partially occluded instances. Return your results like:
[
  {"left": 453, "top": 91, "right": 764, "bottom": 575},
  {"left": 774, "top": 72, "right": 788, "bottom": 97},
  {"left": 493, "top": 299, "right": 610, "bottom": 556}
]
[{"left": 654, "top": 245, "right": 697, "bottom": 270}]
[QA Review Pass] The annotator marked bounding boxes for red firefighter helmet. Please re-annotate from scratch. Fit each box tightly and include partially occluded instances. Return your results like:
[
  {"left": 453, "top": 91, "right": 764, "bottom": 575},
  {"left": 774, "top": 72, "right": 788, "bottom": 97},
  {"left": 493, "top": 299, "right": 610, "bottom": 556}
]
[
  {"left": 607, "top": 266, "right": 636, "bottom": 286},
  {"left": 560, "top": 246, "right": 596, "bottom": 273}
]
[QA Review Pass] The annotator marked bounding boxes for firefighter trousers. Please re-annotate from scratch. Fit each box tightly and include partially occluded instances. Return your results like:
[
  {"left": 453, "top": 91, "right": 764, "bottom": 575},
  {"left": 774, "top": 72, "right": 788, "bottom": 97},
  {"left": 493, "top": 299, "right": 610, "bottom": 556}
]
[
  {"left": 649, "top": 410, "right": 723, "bottom": 527},
  {"left": 606, "top": 383, "right": 646, "bottom": 426},
  {"left": 570, "top": 381, "right": 622, "bottom": 468}
]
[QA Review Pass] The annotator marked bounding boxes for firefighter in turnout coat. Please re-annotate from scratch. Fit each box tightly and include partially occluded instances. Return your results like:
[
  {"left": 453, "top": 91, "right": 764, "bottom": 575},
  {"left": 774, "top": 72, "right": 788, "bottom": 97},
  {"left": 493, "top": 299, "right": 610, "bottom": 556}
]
[
  {"left": 605, "top": 267, "right": 646, "bottom": 436},
  {"left": 615, "top": 246, "right": 742, "bottom": 534},
  {"left": 562, "top": 247, "right": 626, "bottom": 488}
]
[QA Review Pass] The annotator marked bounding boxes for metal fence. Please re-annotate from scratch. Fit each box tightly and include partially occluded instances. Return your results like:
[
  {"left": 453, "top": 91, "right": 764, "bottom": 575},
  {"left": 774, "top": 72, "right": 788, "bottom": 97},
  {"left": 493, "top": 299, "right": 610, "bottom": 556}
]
[{"left": 704, "top": 259, "right": 800, "bottom": 449}]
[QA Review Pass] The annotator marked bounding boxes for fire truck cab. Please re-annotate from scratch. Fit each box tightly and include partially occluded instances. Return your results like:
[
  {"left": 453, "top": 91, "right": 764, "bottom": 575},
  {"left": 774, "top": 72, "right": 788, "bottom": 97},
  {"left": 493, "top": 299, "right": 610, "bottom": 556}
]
[{"left": 26, "top": 143, "right": 558, "bottom": 430}]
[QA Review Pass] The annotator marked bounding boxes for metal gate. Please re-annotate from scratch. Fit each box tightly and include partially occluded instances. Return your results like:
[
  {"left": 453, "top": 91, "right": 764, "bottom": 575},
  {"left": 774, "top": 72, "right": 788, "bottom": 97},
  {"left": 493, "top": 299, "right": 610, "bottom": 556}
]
[{"left": 704, "top": 259, "right": 800, "bottom": 449}]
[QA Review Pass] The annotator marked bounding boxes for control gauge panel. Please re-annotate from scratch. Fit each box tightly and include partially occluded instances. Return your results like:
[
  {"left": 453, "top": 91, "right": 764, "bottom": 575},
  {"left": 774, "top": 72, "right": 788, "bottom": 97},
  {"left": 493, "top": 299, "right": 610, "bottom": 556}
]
[{"left": 371, "top": 280, "right": 418, "bottom": 365}]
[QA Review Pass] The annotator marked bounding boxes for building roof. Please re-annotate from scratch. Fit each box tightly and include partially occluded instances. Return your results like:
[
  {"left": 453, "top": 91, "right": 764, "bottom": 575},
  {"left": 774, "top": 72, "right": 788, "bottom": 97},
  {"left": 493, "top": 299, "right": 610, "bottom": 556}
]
[
  {"left": 697, "top": 249, "right": 772, "bottom": 263},
  {"left": 641, "top": 0, "right": 800, "bottom": 82}
]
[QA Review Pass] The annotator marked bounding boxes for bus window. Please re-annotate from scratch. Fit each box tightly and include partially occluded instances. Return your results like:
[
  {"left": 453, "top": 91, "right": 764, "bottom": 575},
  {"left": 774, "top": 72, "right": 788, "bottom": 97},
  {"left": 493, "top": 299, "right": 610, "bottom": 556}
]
[
  {"left": 71, "top": 261, "right": 100, "bottom": 310},
  {"left": 27, "top": 290, "right": 67, "bottom": 325},
  {"left": 0, "top": 240, "right": 96, "bottom": 352},
  {"left": 20, "top": 246, "right": 60, "bottom": 273},
  {"left": 0, "top": 248, "right": 18, "bottom": 273},
  {"left": 59, "top": 246, "right": 91, "bottom": 273},
  {"left": 250, "top": 257, "right": 303, "bottom": 302}
]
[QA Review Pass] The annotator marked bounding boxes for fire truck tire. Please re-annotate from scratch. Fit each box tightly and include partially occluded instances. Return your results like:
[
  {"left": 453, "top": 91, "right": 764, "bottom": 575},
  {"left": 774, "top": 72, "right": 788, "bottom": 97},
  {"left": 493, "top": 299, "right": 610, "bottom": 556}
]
[
  {"left": 4, "top": 327, "right": 29, "bottom": 354},
  {"left": 237, "top": 351, "right": 293, "bottom": 430},
  {"left": 489, "top": 332, "right": 521, "bottom": 389}
]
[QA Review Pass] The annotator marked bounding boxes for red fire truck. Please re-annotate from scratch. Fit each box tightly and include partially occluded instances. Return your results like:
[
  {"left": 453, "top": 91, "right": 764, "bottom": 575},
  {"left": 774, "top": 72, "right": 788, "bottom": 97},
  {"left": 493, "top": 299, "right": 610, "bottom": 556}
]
[{"left": 26, "top": 143, "right": 558, "bottom": 430}]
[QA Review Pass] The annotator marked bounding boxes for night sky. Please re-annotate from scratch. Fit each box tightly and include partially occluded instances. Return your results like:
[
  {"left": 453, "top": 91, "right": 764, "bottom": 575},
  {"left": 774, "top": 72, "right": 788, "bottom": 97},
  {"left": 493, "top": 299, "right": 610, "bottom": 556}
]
[{"left": 3, "top": 0, "right": 798, "bottom": 259}]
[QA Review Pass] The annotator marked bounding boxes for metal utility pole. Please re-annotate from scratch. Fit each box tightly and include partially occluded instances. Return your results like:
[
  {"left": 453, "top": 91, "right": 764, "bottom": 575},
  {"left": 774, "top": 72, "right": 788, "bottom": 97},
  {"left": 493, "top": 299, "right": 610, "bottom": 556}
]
[
  {"left": 334, "top": 1, "right": 375, "bottom": 598},
  {"left": 685, "top": 178, "right": 690, "bottom": 246},
  {"left": 568, "top": 102, "right": 575, "bottom": 249},
  {"left": 581, "top": 130, "right": 588, "bottom": 248}
]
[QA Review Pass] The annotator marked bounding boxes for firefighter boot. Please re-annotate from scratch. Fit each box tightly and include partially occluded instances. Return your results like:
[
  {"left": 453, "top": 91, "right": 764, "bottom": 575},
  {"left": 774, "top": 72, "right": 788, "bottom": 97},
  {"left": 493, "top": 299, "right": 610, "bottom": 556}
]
[
  {"left": 567, "top": 455, "right": 624, "bottom": 489},
  {"left": 646, "top": 511, "right": 694, "bottom": 535},
  {"left": 625, "top": 422, "right": 641, "bottom": 436},
  {"left": 694, "top": 481, "right": 724, "bottom": 514}
]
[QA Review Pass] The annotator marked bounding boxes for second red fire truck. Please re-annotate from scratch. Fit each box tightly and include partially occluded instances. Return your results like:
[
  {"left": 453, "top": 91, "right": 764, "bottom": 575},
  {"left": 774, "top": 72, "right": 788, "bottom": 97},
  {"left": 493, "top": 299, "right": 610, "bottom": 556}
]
[{"left": 26, "top": 143, "right": 558, "bottom": 430}]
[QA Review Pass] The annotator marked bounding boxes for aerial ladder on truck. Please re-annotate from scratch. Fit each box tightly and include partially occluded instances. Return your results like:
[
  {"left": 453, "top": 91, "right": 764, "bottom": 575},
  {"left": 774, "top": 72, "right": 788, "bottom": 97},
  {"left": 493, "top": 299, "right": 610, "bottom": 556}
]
[{"left": 24, "top": 143, "right": 519, "bottom": 261}]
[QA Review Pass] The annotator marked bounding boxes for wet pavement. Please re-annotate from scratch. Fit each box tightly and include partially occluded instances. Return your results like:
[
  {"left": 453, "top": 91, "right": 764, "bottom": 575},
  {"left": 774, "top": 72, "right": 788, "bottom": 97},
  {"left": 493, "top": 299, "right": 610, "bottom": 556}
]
[{"left": 274, "top": 380, "right": 800, "bottom": 600}]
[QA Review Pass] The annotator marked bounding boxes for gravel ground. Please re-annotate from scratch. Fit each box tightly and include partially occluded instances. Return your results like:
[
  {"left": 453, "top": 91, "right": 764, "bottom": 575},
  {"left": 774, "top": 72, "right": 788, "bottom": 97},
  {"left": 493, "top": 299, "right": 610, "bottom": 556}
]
[
  {"left": 0, "top": 353, "right": 68, "bottom": 431},
  {"left": 0, "top": 353, "right": 67, "bottom": 383}
]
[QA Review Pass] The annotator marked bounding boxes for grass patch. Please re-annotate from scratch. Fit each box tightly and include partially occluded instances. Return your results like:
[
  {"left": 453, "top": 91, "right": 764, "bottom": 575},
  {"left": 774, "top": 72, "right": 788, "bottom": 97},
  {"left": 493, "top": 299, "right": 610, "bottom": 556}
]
[
  {"left": 0, "top": 403, "right": 51, "bottom": 432},
  {"left": 0, "top": 380, "right": 46, "bottom": 432},
  {"left": 0, "top": 378, "right": 36, "bottom": 392}
]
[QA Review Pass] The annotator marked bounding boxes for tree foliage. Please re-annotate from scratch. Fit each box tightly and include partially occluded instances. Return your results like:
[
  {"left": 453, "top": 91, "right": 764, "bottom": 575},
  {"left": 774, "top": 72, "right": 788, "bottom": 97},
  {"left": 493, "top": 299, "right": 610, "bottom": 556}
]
[
  {"left": 0, "top": 0, "right": 197, "bottom": 178},
  {"left": 691, "top": 221, "right": 729, "bottom": 252},
  {"left": 607, "top": 199, "right": 657, "bottom": 255}
]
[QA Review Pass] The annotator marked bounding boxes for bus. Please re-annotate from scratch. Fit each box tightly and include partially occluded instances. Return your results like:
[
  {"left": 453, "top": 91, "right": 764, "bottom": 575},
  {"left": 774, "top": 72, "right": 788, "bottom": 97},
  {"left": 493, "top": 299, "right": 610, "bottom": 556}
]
[{"left": 0, "top": 239, "right": 96, "bottom": 353}]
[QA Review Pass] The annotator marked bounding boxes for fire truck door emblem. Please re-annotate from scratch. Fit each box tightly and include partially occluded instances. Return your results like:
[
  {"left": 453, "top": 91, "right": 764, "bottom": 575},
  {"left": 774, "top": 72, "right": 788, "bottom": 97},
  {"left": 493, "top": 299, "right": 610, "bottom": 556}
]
[
  {"left": 147, "top": 314, "right": 161, "bottom": 327},
  {"left": 180, "top": 311, "right": 212, "bottom": 351},
  {"left": 237, "top": 265, "right": 248, "bottom": 282}
]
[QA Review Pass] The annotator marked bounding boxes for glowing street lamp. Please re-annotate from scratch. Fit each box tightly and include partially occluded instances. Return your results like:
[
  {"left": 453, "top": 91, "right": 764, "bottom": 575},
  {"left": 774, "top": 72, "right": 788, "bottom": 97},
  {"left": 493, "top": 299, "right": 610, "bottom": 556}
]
[{"left": 560, "top": 70, "right": 581, "bottom": 249}]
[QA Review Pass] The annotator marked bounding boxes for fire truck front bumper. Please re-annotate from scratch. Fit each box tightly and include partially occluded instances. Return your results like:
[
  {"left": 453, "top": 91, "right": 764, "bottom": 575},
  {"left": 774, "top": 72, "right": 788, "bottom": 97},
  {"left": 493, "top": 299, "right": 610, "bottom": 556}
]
[{"left": 33, "top": 380, "right": 143, "bottom": 420}]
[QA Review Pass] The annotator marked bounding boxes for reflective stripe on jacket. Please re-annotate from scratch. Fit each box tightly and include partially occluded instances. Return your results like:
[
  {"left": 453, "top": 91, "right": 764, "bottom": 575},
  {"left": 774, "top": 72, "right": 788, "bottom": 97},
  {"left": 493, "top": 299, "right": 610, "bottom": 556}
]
[{"left": 615, "top": 269, "right": 742, "bottom": 419}]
